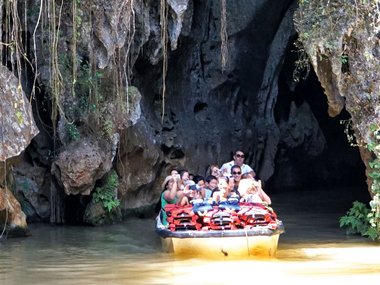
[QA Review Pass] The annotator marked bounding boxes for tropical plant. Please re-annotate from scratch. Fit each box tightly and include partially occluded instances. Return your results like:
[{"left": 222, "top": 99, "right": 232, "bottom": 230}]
[
  {"left": 339, "top": 201, "right": 370, "bottom": 236},
  {"left": 340, "top": 124, "right": 380, "bottom": 241},
  {"left": 92, "top": 170, "right": 120, "bottom": 212}
]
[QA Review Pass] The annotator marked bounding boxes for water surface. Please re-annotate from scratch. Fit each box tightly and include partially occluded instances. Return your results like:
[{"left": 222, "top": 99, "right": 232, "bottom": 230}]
[{"left": 1, "top": 188, "right": 379, "bottom": 284}]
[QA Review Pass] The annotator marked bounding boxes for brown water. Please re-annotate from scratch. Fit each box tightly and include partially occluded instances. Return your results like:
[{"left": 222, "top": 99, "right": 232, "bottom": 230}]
[{"left": 1, "top": 188, "right": 379, "bottom": 285}]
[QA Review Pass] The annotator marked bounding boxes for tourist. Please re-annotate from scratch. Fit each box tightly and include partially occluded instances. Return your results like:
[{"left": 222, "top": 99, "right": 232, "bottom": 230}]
[
  {"left": 160, "top": 175, "right": 186, "bottom": 226},
  {"left": 230, "top": 165, "right": 243, "bottom": 197},
  {"left": 211, "top": 176, "right": 238, "bottom": 203},
  {"left": 238, "top": 178, "right": 271, "bottom": 204},
  {"left": 220, "top": 150, "right": 256, "bottom": 177},
  {"left": 204, "top": 175, "right": 218, "bottom": 200},
  {"left": 205, "top": 164, "right": 221, "bottom": 178}
]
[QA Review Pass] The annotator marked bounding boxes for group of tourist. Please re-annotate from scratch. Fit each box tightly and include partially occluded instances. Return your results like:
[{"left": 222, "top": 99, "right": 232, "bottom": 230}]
[{"left": 159, "top": 150, "right": 271, "bottom": 226}]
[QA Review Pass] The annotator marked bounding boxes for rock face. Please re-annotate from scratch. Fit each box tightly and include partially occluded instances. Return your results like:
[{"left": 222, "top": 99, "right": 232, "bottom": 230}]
[
  {"left": 0, "top": 0, "right": 366, "bottom": 224},
  {"left": 0, "top": 65, "right": 39, "bottom": 185},
  {"left": 294, "top": 2, "right": 380, "bottom": 194},
  {"left": 0, "top": 187, "right": 30, "bottom": 238},
  {"left": 51, "top": 137, "right": 115, "bottom": 196}
]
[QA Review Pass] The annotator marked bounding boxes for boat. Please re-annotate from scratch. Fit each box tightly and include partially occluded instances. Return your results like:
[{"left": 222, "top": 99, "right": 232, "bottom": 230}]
[{"left": 156, "top": 200, "right": 285, "bottom": 258}]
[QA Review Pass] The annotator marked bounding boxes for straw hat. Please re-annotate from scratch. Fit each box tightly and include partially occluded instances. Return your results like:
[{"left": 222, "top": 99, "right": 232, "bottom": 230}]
[{"left": 161, "top": 175, "right": 175, "bottom": 189}]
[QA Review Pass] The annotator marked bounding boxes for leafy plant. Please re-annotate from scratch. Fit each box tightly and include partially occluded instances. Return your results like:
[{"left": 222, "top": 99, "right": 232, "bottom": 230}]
[
  {"left": 67, "top": 123, "right": 80, "bottom": 141},
  {"left": 340, "top": 124, "right": 380, "bottom": 241},
  {"left": 93, "top": 170, "right": 120, "bottom": 212},
  {"left": 339, "top": 201, "right": 370, "bottom": 236}
]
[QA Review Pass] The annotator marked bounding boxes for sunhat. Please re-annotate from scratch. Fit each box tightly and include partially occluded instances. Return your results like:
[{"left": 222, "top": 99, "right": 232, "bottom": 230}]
[{"left": 162, "top": 175, "right": 175, "bottom": 189}]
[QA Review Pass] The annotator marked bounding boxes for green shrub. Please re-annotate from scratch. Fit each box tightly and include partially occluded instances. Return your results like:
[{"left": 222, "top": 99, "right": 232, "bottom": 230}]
[
  {"left": 339, "top": 201, "right": 370, "bottom": 236},
  {"left": 67, "top": 123, "right": 80, "bottom": 141},
  {"left": 93, "top": 170, "right": 120, "bottom": 212}
]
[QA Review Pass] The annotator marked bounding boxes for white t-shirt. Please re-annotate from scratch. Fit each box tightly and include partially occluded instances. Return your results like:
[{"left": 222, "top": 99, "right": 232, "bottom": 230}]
[{"left": 220, "top": 160, "right": 254, "bottom": 175}]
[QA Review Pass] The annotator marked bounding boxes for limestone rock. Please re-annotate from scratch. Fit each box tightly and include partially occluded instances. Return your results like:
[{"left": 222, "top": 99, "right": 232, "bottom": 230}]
[
  {"left": 51, "top": 137, "right": 114, "bottom": 196},
  {"left": 0, "top": 66, "right": 39, "bottom": 162},
  {"left": 83, "top": 200, "right": 122, "bottom": 226},
  {"left": 0, "top": 187, "right": 30, "bottom": 238},
  {"left": 117, "top": 119, "right": 162, "bottom": 210},
  {"left": 294, "top": 1, "right": 380, "bottom": 193}
]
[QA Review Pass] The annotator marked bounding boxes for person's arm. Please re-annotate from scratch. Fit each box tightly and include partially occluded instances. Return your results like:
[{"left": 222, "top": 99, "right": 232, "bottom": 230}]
[
  {"left": 212, "top": 191, "right": 221, "bottom": 203},
  {"left": 256, "top": 180, "right": 271, "bottom": 204}
]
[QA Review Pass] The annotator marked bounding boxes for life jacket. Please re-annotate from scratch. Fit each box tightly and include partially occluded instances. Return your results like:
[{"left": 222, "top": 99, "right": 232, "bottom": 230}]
[
  {"left": 165, "top": 204, "right": 200, "bottom": 232},
  {"left": 162, "top": 202, "right": 279, "bottom": 231}
]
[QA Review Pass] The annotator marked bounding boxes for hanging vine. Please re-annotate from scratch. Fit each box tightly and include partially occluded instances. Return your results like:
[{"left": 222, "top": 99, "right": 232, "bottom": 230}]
[
  {"left": 160, "top": 0, "right": 168, "bottom": 123},
  {"left": 123, "top": 0, "right": 135, "bottom": 115},
  {"left": 49, "top": 0, "right": 64, "bottom": 147},
  {"left": 72, "top": 0, "right": 78, "bottom": 98},
  {"left": 220, "top": 0, "right": 228, "bottom": 72}
]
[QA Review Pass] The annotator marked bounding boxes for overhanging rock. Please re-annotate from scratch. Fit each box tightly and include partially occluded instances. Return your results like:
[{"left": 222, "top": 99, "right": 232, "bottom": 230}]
[{"left": 0, "top": 65, "right": 39, "bottom": 162}]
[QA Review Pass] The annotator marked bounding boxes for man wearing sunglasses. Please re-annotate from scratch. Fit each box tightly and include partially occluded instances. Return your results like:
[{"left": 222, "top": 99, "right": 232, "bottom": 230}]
[{"left": 220, "top": 150, "right": 256, "bottom": 178}]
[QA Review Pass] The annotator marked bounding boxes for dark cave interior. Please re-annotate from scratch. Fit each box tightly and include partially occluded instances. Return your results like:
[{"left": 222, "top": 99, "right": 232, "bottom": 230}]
[{"left": 268, "top": 41, "right": 370, "bottom": 211}]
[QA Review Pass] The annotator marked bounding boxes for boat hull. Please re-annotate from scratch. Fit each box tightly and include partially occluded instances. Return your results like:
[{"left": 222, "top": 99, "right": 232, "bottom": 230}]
[
  {"left": 156, "top": 216, "right": 284, "bottom": 258},
  {"left": 161, "top": 233, "right": 281, "bottom": 258}
]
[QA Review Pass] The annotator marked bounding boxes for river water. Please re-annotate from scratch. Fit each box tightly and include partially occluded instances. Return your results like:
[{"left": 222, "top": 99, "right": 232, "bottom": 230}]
[{"left": 1, "top": 188, "right": 379, "bottom": 285}]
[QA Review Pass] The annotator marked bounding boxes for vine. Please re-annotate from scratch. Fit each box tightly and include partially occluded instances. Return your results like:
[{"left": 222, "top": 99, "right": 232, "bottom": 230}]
[
  {"left": 71, "top": 0, "right": 78, "bottom": 97},
  {"left": 220, "top": 0, "right": 228, "bottom": 72},
  {"left": 160, "top": 0, "right": 168, "bottom": 123},
  {"left": 50, "top": 0, "right": 65, "bottom": 148}
]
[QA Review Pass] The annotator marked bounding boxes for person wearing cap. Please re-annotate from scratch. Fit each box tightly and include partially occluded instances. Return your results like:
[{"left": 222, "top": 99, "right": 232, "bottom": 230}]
[
  {"left": 220, "top": 150, "right": 256, "bottom": 178},
  {"left": 160, "top": 175, "right": 185, "bottom": 226}
]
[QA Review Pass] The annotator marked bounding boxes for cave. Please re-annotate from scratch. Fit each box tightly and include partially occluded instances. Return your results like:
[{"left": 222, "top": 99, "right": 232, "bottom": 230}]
[{"left": 267, "top": 38, "right": 369, "bottom": 208}]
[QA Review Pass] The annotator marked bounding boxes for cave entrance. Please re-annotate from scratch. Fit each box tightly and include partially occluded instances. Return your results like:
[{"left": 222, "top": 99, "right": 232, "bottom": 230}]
[{"left": 268, "top": 40, "right": 369, "bottom": 210}]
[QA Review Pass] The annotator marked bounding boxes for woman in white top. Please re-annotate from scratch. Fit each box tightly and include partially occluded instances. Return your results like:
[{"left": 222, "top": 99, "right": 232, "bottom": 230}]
[{"left": 238, "top": 178, "right": 271, "bottom": 204}]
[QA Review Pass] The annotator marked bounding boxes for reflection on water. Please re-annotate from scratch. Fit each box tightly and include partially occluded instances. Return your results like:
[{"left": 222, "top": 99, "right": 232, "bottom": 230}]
[{"left": 1, "top": 189, "right": 379, "bottom": 284}]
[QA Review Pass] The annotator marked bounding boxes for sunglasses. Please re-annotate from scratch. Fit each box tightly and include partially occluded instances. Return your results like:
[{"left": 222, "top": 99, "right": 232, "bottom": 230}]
[
  {"left": 235, "top": 154, "right": 245, "bottom": 158},
  {"left": 232, "top": 171, "right": 241, "bottom": 175}
]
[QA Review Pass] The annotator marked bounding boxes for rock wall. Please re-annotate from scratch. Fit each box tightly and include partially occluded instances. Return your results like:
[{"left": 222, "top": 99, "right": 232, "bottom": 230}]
[
  {"left": 0, "top": 0, "right": 366, "bottom": 224},
  {"left": 294, "top": 1, "right": 380, "bottom": 195}
]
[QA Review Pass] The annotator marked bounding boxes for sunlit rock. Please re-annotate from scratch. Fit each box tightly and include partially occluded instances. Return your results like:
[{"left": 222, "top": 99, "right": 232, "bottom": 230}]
[
  {"left": 0, "top": 186, "right": 30, "bottom": 238},
  {"left": 0, "top": 65, "right": 39, "bottom": 162},
  {"left": 294, "top": 2, "right": 380, "bottom": 193}
]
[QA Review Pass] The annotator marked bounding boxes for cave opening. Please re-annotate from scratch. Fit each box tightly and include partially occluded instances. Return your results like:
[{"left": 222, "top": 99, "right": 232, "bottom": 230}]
[{"left": 268, "top": 38, "right": 369, "bottom": 209}]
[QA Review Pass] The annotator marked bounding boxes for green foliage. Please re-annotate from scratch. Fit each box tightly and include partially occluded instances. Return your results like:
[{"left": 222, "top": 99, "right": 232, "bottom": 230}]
[
  {"left": 102, "top": 119, "right": 114, "bottom": 138},
  {"left": 15, "top": 111, "right": 24, "bottom": 125},
  {"left": 339, "top": 201, "right": 370, "bottom": 236},
  {"left": 339, "top": 125, "right": 380, "bottom": 241},
  {"left": 93, "top": 170, "right": 120, "bottom": 212},
  {"left": 292, "top": 39, "right": 310, "bottom": 82},
  {"left": 339, "top": 119, "right": 358, "bottom": 147},
  {"left": 66, "top": 123, "right": 80, "bottom": 141},
  {"left": 366, "top": 193, "right": 380, "bottom": 240},
  {"left": 77, "top": 63, "right": 104, "bottom": 93}
]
